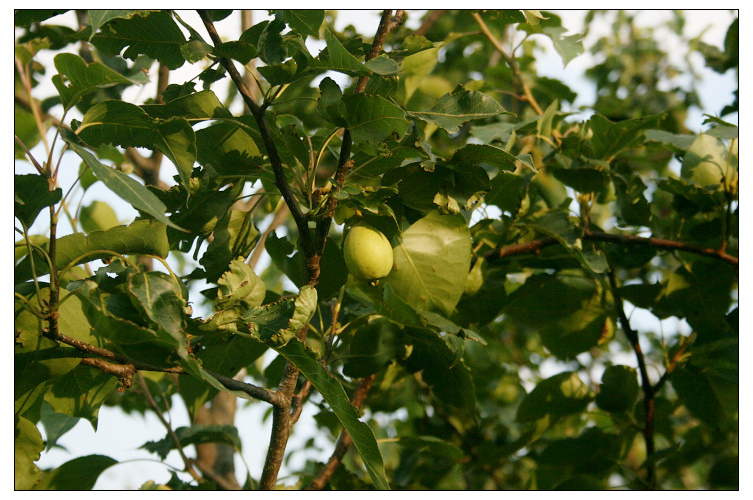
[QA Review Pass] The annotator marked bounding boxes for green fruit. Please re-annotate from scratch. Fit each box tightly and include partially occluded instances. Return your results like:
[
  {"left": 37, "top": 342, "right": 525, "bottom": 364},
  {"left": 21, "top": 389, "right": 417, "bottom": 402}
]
[
  {"left": 681, "top": 133, "right": 736, "bottom": 191},
  {"left": 343, "top": 223, "right": 393, "bottom": 281}
]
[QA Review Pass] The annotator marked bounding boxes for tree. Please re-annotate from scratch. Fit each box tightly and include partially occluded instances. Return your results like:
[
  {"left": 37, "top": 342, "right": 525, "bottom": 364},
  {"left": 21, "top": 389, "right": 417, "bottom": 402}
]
[{"left": 14, "top": 9, "right": 738, "bottom": 490}]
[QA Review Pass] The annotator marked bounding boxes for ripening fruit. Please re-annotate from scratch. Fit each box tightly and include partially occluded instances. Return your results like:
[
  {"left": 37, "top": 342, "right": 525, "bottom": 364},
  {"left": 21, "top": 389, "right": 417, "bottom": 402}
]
[{"left": 343, "top": 223, "right": 393, "bottom": 281}]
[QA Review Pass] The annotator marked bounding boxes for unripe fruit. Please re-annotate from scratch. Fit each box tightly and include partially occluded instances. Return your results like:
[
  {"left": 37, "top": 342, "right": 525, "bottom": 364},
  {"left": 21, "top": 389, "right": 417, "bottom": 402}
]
[{"left": 343, "top": 223, "right": 393, "bottom": 281}]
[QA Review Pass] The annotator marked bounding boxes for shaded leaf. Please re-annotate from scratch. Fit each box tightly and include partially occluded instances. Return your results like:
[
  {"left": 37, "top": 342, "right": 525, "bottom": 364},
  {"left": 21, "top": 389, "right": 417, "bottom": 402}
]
[
  {"left": 51, "top": 53, "right": 136, "bottom": 110},
  {"left": 73, "top": 101, "right": 196, "bottom": 192},
  {"left": 34, "top": 455, "right": 117, "bottom": 490},
  {"left": 343, "top": 94, "right": 409, "bottom": 144},
  {"left": 595, "top": 365, "right": 640, "bottom": 413},
  {"left": 43, "top": 363, "right": 120, "bottom": 427},
  {"left": 90, "top": 10, "right": 187, "bottom": 69},
  {"left": 409, "top": 86, "right": 509, "bottom": 133},
  {"left": 517, "top": 371, "right": 594, "bottom": 422},
  {"left": 14, "top": 174, "right": 62, "bottom": 228},
  {"left": 142, "top": 425, "right": 241, "bottom": 459},
  {"left": 273, "top": 338, "right": 390, "bottom": 490}
]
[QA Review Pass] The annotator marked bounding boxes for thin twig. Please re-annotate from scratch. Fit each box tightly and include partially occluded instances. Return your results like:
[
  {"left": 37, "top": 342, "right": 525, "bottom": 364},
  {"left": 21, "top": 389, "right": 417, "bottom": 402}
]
[
  {"left": 136, "top": 372, "right": 203, "bottom": 482},
  {"left": 607, "top": 266, "right": 656, "bottom": 489},
  {"left": 485, "top": 229, "right": 738, "bottom": 267},
  {"left": 41, "top": 327, "right": 279, "bottom": 404},
  {"left": 414, "top": 10, "right": 445, "bottom": 37},
  {"left": 652, "top": 332, "right": 696, "bottom": 394},
  {"left": 304, "top": 374, "right": 377, "bottom": 490},
  {"left": 472, "top": 11, "right": 544, "bottom": 115},
  {"left": 198, "top": 10, "right": 314, "bottom": 262}
]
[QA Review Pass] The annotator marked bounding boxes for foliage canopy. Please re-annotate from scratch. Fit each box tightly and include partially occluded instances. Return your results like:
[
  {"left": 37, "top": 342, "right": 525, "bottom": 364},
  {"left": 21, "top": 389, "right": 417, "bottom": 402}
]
[{"left": 14, "top": 9, "right": 738, "bottom": 490}]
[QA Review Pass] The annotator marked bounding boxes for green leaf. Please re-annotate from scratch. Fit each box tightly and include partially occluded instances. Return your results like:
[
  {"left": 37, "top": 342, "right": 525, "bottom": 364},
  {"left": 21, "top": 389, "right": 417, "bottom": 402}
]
[
  {"left": 90, "top": 10, "right": 187, "bottom": 69},
  {"left": 127, "top": 271, "right": 188, "bottom": 354},
  {"left": 87, "top": 10, "right": 156, "bottom": 39},
  {"left": 242, "top": 286, "right": 318, "bottom": 347},
  {"left": 283, "top": 10, "right": 324, "bottom": 37},
  {"left": 323, "top": 30, "right": 369, "bottom": 73},
  {"left": 141, "top": 89, "right": 231, "bottom": 121},
  {"left": 595, "top": 365, "right": 639, "bottom": 413},
  {"left": 343, "top": 317, "right": 406, "bottom": 378},
  {"left": 15, "top": 287, "right": 93, "bottom": 382},
  {"left": 382, "top": 210, "right": 472, "bottom": 315},
  {"left": 79, "top": 201, "right": 120, "bottom": 233},
  {"left": 142, "top": 425, "right": 241, "bottom": 459},
  {"left": 196, "top": 117, "right": 263, "bottom": 174},
  {"left": 681, "top": 133, "right": 736, "bottom": 190},
  {"left": 216, "top": 257, "right": 266, "bottom": 310},
  {"left": 51, "top": 53, "right": 135, "bottom": 110},
  {"left": 517, "top": 371, "right": 594, "bottom": 422},
  {"left": 39, "top": 403, "right": 79, "bottom": 451},
  {"left": 365, "top": 55, "right": 399, "bottom": 75},
  {"left": 589, "top": 113, "right": 665, "bottom": 161},
  {"left": 15, "top": 219, "right": 169, "bottom": 284},
  {"left": 66, "top": 136, "right": 183, "bottom": 229},
  {"left": 14, "top": 415, "right": 43, "bottom": 490},
  {"left": 72, "top": 101, "right": 196, "bottom": 193},
  {"left": 199, "top": 210, "right": 260, "bottom": 283},
  {"left": 449, "top": 143, "right": 519, "bottom": 173},
  {"left": 541, "top": 26, "right": 584, "bottom": 67},
  {"left": 409, "top": 86, "right": 509, "bottom": 134},
  {"left": 402, "top": 328, "right": 476, "bottom": 414},
  {"left": 34, "top": 455, "right": 117, "bottom": 490},
  {"left": 343, "top": 94, "right": 409, "bottom": 144},
  {"left": 274, "top": 338, "right": 390, "bottom": 490},
  {"left": 399, "top": 44, "right": 440, "bottom": 102},
  {"left": 43, "top": 363, "right": 119, "bottom": 427},
  {"left": 14, "top": 174, "right": 62, "bottom": 228}
]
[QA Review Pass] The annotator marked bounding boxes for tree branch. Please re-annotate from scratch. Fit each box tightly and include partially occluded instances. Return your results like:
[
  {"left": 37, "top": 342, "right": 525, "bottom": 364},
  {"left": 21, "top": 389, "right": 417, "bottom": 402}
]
[
  {"left": 485, "top": 229, "right": 739, "bottom": 267},
  {"left": 197, "top": 10, "right": 314, "bottom": 263},
  {"left": 135, "top": 372, "right": 203, "bottom": 482},
  {"left": 314, "top": 9, "right": 403, "bottom": 254},
  {"left": 42, "top": 328, "right": 279, "bottom": 404},
  {"left": 472, "top": 11, "right": 544, "bottom": 115},
  {"left": 607, "top": 266, "right": 656, "bottom": 489},
  {"left": 304, "top": 374, "right": 376, "bottom": 490},
  {"left": 414, "top": 10, "right": 445, "bottom": 37}
]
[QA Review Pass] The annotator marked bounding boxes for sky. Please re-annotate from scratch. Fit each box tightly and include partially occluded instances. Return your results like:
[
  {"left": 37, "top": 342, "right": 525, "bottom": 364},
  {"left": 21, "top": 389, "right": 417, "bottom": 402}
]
[{"left": 12, "top": 8, "right": 740, "bottom": 490}]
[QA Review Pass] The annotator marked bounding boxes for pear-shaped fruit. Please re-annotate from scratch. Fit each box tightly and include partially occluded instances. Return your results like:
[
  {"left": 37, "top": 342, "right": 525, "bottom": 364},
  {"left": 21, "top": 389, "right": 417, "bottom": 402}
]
[{"left": 343, "top": 223, "right": 393, "bottom": 281}]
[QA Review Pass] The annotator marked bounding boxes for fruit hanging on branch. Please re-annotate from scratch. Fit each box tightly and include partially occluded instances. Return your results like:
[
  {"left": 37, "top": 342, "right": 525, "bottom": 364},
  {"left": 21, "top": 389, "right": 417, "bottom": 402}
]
[{"left": 343, "top": 222, "right": 394, "bottom": 283}]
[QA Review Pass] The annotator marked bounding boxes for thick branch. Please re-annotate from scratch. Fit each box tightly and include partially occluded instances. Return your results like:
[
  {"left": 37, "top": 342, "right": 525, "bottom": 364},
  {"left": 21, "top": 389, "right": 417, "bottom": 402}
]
[
  {"left": 485, "top": 229, "right": 738, "bottom": 267},
  {"left": 304, "top": 374, "right": 376, "bottom": 490}
]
